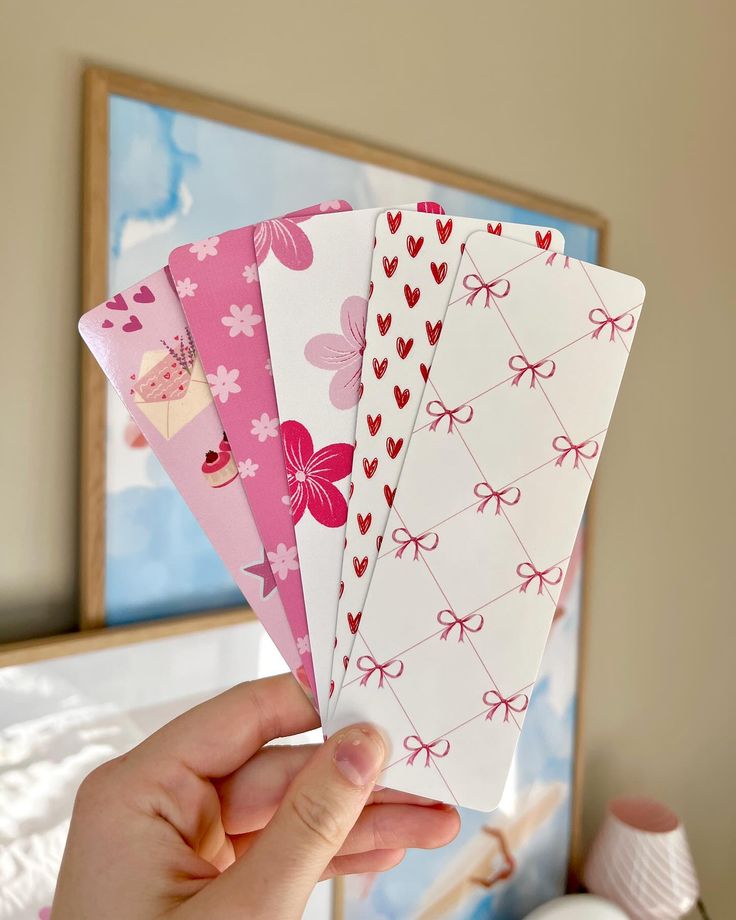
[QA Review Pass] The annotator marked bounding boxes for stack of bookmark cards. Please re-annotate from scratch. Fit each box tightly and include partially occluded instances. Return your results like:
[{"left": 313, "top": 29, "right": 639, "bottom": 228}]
[{"left": 80, "top": 198, "right": 644, "bottom": 811}]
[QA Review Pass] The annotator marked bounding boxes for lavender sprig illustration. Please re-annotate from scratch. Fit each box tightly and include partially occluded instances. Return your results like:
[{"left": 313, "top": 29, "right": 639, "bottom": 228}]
[{"left": 161, "top": 326, "right": 197, "bottom": 373}]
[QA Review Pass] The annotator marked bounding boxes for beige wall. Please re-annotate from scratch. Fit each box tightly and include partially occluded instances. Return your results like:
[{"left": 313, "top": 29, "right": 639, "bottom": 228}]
[{"left": 2, "top": 0, "right": 734, "bottom": 912}]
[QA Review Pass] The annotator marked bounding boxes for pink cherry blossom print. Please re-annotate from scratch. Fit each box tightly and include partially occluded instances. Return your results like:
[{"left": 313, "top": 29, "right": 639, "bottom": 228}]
[
  {"left": 221, "top": 303, "right": 263, "bottom": 338},
  {"left": 319, "top": 199, "right": 343, "bottom": 212},
  {"left": 242, "top": 262, "right": 258, "bottom": 283},
  {"left": 304, "top": 295, "right": 367, "bottom": 410},
  {"left": 254, "top": 215, "right": 314, "bottom": 271},
  {"left": 251, "top": 412, "right": 279, "bottom": 442},
  {"left": 176, "top": 277, "right": 198, "bottom": 298},
  {"left": 188, "top": 236, "right": 220, "bottom": 260},
  {"left": 281, "top": 420, "right": 353, "bottom": 527},
  {"left": 238, "top": 458, "right": 259, "bottom": 478},
  {"left": 297, "top": 634, "right": 311, "bottom": 655},
  {"left": 207, "top": 365, "right": 241, "bottom": 403},
  {"left": 267, "top": 542, "right": 299, "bottom": 580}
]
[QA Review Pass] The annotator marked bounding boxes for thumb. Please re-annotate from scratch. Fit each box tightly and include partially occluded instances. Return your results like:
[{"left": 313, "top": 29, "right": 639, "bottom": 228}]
[{"left": 194, "top": 724, "right": 386, "bottom": 920}]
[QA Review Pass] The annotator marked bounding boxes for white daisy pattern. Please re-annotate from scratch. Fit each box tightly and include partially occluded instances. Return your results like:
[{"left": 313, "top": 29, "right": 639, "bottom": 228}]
[
  {"left": 189, "top": 236, "right": 220, "bottom": 261},
  {"left": 207, "top": 365, "right": 241, "bottom": 403},
  {"left": 251, "top": 412, "right": 279, "bottom": 442},
  {"left": 267, "top": 543, "right": 299, "bottom": 581},
  {"left": 221, "top": 303, "right": 263, "bottom": 338},
  {"left": 242, "top": 262, "right": 258, "bottom": 283},
  {"left": 296, "top": 634, "right": 310, "bottom": 656},
  {"left": 176, "top": 277, "right": 198, "bottom": 298},
  {"left": 238, "top": 459, "right": 259, "bottom": 479}
]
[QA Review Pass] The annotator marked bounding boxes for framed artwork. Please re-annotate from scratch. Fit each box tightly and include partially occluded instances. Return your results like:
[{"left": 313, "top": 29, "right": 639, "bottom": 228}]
[
  {"left": 69, "top": 66, "right": 607, "bottom": 907},
  {"left": 80, "top": 66, "right": 605, "bottom": 632}
]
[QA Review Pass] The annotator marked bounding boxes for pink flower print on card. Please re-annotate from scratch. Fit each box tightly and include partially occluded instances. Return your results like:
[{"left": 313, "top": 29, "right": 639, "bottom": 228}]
[
  {"left": 238, "top": 458, "right": 259, "bottom": 478},
  {"left": 304, "top": 295, "right": 367, "bottom": 410},
  {"left": 176, "top": 277, "right": 198, "bottom": 298},
  {"left": 281, "top": 420, "right": 353, "bottom": 527},
  {"left": 221, "top": 303, "right": 262, "bottom": 338},
  {"left": 207, "top": 365, "right": 241, "bottom": 403},
  {"left": 242, "top": 262, "right": 258, "bottom": 283},
  {"left": 254, "top": 215, "right": 314, "bottom": 270},
  {"left": 251, "top": 412, "right": 279, "bottom": 442},
  {"left": 268, "top": 542, "right": 299, "bottom": 580},
  {"left": 189, "top": 236, "right": 220, "bottom": 260}
]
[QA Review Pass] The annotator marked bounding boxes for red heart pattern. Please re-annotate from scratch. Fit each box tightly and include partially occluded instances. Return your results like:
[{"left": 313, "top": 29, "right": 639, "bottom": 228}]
[
  {"left": 102, "top": 318, "right": 113, "bottom": 329},
  {"left": 420, "top": 362, "right": 430, "bottom": 382},
  {"left": 367, "top": 413, "right": 382, "bottom": 436},
  {"left": 363, "top": 457, "right": 378, "bottom": 479},
  {"left": 488, "top": 222, "right": 502, "bottom": 236},
  {"left": 377, "top": 313, "right": 392, "bottom": 336},
  {"left": 376, "top": 535, "right": 383, "bottom": 551},
  {"left": 353, "top": 556, "right": 368, "bottom": 578},
  {"left": 426, "top": 320, "right": 442, "bottom": 345},
  {"left": 386, "top": 436, "right": 403, "bottom": 459},
  {"left": 383, "top": 255, "right": 398, "bottom": 278},
  {"left": 387, "top": 211, "right": 402, "bottom": 234},
  {"left": 436, "top": 218, "right": 453, "bottom": 244},
  {"left": 431, "top": 261, "right": 448, "bottom": 284},
  {"left": 407, "top": 235, "right": 424, "bottom": 258},
  {"left": 396, "top": 336, "right": 414, "bottom": 359},
  {"left": 106, "top": 293, "right": 128, "bottom": 311},
  {"left": 343, "top": 655, "right": 349, "bottom": 670},
  {"left": 347, "top": 611, "right": 362, "bottom": 634},
  {"left": 373, "top": 357, "right": 388, "bottom": 379},
  {"left": 404, "top": 285, "right": 420, "bottom": 307},
  {"left": 384, "top": 485, "right": 396, "bottom": 507},
  {"left": 536, "top": 230, "right": 552, "bottom": 250},
  {"left": 394, "top": 386, "right": 410, "bottom": 409},
  {"left": 357, "top": 512, "right": 372, "bottom": 535}
]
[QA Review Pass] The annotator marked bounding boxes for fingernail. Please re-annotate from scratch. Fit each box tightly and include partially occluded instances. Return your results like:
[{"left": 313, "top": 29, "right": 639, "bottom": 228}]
[{"left": 334, "top": 727, "right": 385, "bottom": 787}]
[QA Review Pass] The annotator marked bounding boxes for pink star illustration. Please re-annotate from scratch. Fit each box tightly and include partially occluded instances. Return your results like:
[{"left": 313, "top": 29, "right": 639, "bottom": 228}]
[{"left": 241, "top": 549, "right": 277, "bottom": 599}]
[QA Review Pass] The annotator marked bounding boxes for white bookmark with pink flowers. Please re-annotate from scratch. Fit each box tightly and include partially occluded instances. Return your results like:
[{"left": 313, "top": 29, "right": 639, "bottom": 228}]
[
  {"left": 328, "top": 231, "right": 645, "bottom": 810},
  {"left": 257, "top": 203, "right": 443, "bottom": 718}
]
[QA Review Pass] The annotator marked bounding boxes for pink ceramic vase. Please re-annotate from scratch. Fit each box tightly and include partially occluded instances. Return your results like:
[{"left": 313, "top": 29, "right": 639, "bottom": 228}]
[{"left": 584, "top": 797, "right": 698, "bottom": 919}]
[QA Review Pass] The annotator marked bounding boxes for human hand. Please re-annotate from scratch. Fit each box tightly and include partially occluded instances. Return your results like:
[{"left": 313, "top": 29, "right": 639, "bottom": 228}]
[{"left": 52, "top": 674, "right": 460, "bottom": 919}]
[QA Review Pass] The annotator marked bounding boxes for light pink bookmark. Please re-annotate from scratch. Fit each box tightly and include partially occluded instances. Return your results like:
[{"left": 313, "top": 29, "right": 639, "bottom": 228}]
[{"left": 79, "top": 268, "right": 305, "bottom": 690}]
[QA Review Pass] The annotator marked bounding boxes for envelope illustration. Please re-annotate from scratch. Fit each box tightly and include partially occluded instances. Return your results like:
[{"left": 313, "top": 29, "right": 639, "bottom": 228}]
[{"left": 133, "top": 349, "right": 211, "bottom": 440}]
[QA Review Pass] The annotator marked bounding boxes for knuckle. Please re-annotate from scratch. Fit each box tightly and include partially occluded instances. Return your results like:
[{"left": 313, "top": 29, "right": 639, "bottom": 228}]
[{"left": 290, "top": 788, "right": 344, "bottom": 849}]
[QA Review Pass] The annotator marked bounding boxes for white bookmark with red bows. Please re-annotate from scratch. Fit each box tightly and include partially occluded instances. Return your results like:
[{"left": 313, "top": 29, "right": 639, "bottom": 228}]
[
  {"left": 327, "top": 230, "right": 644, "bottom": 810},
  {"left": 328, "top": 211, "right": 564, "bottom": 716}
]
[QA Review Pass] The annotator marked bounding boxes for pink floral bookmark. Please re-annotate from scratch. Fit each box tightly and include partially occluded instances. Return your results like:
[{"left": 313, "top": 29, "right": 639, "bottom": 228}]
[{"left": 169, "top": 201, "right": 352, "bottom": 700}]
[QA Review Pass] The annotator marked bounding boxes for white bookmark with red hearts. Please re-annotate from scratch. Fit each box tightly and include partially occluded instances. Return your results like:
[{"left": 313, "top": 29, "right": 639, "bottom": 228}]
[
  {"left": 257, "top": 203, "right": 443, "bottom": 719},
  {"left": 328, "top": 211, "right": 564, "bottom": 716},
  {"left": 327, "top": 230, "right": 644, "bottom": 810}
]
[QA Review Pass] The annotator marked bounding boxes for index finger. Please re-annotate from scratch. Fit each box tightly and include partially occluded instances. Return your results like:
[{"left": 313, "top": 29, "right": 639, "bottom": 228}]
[{"left": 133, "top": 674, "right": 319, "bottom": 778}]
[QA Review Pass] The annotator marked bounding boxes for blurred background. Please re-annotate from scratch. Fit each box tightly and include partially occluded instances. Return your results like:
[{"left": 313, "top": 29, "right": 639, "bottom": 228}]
[{"left": 1, "top": 1, "right": 733, "bottom": 917}]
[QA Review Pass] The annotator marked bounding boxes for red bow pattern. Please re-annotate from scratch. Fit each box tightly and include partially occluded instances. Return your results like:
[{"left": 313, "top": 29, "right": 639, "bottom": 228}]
[
  {"left": 404, "top": 735, "right": 450, "bottom": 767},
  {"left": 426, "top": 400, "right": 474, "bottom": 433},
  {"left": 392, "top": 527, "right": 439, "bottom": 560},
  {"left": 437, "top": 608, "right": 484, "bottom": 642},
  {"left": 463, "top": 273, "right": 511, "bottom": 308},
  {"left": 589, "top": 307, "right": 635, "bottom": 341},
  {"left": 483, "top": 689, "right": 529, "bottom": 723},
  {"left": 357, "top": 655, "right": 404, "bottom": 688},
  {"left": 474, "top": 482, "right": 521, "bottom": 516},
  {"left": 516, "top": 562, "right": 563, "bottom": 595},
  {"left": 508, "top": 354, "right": 556, "bottom": 388},
  {"left": 553, "top": 435, "right": 599, "bottom": 469}
]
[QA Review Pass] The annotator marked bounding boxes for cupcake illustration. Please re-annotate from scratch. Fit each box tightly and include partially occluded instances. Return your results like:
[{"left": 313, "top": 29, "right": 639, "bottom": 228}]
[{"left": 201, "top": 433, "right": 238, "bottom": 488}]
